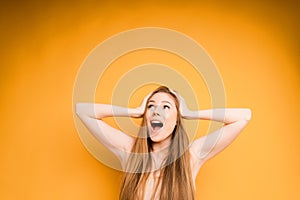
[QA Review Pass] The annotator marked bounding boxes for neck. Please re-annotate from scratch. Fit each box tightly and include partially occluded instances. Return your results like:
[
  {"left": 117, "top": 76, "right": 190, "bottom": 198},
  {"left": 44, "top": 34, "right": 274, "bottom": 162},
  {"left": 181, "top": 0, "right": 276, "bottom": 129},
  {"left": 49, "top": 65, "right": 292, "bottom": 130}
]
[
  {"left": 151, "top": 134, "right": 172, "bottom": 152},
  {"left": 150, "top": 135, "right": 172, "bottom": 171}
]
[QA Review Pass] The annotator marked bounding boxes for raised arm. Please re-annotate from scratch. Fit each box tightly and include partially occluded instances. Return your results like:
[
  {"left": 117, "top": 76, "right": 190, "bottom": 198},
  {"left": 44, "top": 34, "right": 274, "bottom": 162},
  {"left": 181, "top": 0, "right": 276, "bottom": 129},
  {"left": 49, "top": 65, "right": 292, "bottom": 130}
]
[
  {"left": 75, "top": 98, "right": 147, "bottom": 163},
  {"left": 177, "top": 94, "right": 252, "bottom": 163}
]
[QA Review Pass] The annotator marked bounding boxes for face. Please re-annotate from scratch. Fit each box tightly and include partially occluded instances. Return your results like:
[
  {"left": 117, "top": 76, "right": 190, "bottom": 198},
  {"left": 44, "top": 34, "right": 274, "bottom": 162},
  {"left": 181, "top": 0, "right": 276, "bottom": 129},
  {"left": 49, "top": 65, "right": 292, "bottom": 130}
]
[{"left": 145, "top": 92, "right": 178, "bottom": 143}]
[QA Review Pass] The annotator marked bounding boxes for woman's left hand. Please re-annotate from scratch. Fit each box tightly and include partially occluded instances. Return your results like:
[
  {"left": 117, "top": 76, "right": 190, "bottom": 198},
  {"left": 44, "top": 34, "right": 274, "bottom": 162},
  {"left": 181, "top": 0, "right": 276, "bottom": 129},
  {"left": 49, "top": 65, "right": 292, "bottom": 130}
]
[{"left": 171, "top": 90, "right": 191, "bottom": 119}]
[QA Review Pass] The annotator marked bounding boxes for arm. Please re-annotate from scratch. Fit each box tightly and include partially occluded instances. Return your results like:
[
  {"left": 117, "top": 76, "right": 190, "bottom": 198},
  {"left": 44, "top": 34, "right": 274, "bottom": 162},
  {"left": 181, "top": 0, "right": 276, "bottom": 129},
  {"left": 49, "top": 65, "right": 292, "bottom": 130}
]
[
  {"left": 189, "top": 108, "right": 252, "bottom": 163},
  {"left": 76, "top": 103, "right": 143, "bottom": 119},
  {"left": 177, "top": 94, "right": 252, "bottom": 163},
  {"left": 75, "top": 102, "right": 144, "bottom": 163}
]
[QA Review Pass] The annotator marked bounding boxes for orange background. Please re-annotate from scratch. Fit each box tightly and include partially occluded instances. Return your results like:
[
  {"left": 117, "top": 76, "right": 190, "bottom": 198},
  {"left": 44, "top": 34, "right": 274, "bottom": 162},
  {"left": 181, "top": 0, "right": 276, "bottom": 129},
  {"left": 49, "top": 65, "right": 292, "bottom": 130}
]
[{"left": 1, "top": 1, "right": 300, "bottom": 200}]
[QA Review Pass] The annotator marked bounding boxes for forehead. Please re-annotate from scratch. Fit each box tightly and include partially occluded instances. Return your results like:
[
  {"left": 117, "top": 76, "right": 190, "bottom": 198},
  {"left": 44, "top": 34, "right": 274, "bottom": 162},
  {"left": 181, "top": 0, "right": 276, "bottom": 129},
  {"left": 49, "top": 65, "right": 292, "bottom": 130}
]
[{"left": 149, "top": 92, "right": 176, "bottom": 104}]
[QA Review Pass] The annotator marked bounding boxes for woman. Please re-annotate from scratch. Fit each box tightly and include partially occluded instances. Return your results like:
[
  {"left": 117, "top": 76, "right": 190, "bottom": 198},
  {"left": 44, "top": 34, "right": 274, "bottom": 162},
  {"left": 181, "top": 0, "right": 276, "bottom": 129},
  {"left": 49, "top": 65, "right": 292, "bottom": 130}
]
[{"left": 76, "top": 86, "right": 252, "bottom": 200}]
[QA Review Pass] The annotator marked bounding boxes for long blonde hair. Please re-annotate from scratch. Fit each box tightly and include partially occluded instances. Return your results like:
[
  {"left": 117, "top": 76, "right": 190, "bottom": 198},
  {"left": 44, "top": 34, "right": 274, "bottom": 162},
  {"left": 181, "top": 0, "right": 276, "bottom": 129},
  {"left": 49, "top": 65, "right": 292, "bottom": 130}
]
[{"left": 119, "top": 86, "right": 195, "bottom": 200}]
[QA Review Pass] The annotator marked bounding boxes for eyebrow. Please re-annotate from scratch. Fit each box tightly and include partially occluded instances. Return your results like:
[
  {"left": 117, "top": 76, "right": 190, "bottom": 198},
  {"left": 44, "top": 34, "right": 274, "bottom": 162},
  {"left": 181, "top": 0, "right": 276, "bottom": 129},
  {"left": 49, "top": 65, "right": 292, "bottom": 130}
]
[{"left": 148, "top": 100, "right": 173, "bottom": 105}]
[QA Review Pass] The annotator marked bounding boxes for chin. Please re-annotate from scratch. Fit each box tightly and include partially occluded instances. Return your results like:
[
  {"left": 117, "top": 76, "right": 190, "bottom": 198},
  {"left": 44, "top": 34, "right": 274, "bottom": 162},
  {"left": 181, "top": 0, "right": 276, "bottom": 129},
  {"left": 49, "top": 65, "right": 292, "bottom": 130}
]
[
  {"left": 149, "top": 134, "right": 161, "bottom": 142},
  {"left": 149, "top": 131, "right": 172, "bottom": 143}
]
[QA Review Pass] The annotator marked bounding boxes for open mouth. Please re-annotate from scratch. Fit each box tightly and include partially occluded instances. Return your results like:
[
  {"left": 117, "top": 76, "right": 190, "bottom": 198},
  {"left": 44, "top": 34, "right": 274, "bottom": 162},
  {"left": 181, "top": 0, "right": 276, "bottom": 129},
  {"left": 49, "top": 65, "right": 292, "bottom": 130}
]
[{"left": 150, "top": 120, "right": 164, "bottom": 132}]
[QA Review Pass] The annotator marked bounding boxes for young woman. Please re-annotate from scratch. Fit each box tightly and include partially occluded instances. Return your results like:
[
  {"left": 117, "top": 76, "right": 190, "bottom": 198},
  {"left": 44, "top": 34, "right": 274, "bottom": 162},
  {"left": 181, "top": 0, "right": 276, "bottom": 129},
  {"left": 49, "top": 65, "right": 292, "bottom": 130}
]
[{"left": 76, "top": 86, "right": 252, "bottom": 200}]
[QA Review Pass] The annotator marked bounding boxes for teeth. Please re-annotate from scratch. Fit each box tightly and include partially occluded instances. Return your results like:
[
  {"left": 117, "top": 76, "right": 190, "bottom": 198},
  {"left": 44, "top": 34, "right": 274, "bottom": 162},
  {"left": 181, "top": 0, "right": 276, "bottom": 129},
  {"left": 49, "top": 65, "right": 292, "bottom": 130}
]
[{"left": 151, "top": 120, "right": 161, "bottom": 123}]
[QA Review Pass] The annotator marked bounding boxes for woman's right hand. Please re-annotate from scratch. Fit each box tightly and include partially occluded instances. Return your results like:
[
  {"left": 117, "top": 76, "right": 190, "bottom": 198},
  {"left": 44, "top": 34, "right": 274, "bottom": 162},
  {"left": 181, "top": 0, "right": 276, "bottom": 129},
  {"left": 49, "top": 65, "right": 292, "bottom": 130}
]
[{"left": 132, "top": 92, "right": 152, "bottom": 118}]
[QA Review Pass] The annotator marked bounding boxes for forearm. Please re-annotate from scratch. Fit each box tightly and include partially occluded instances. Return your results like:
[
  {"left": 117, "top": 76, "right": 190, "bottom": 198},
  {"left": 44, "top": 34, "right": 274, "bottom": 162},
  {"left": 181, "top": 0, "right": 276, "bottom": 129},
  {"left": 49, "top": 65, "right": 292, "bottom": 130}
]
[
  {"left": 184, "top": 108, "right": 252, "bottom": 124},
  {"left": 76, "top": 102, "right": 141, "bottom": 119}
]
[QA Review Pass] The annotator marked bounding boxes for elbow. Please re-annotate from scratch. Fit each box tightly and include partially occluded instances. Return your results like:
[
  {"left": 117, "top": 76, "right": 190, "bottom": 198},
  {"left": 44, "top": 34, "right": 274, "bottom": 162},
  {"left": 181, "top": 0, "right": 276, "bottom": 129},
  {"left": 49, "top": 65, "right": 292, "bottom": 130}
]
[
  {"left": 244, "top": 108, "right": 252, "bottom": 121},
  {"left": 75, "top": 102, "right": 96, "bottom": 119},
  {"left": 75, "top": 102, "right": 87, "bottom": 116}
]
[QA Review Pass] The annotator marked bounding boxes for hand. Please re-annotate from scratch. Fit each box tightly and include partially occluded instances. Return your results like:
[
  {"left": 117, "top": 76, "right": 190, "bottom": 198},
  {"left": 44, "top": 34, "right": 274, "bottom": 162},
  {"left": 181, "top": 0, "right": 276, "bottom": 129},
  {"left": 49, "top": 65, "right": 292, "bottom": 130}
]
[
  {"left": 171, "top": 90, "right": 191, "bottom": 119},
  {"left": 132, "top": 92, "right": 152, "bottom": 118}
]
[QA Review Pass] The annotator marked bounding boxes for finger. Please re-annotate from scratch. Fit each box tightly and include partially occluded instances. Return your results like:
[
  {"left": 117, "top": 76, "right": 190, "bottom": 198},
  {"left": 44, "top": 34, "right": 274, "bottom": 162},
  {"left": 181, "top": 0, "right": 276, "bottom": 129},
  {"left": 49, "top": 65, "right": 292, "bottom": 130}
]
[
  {"left": 170, "top": 89, "right": 181, "bottom": 100},
  {"left": 144, "top": 92, "right": 153, "bottom": 101},
  {"left": 170, "top": 89, "right": 177, "bottom": 95},
  {"left": 141, "top": 92, "right": 153, "bottom": 106}
]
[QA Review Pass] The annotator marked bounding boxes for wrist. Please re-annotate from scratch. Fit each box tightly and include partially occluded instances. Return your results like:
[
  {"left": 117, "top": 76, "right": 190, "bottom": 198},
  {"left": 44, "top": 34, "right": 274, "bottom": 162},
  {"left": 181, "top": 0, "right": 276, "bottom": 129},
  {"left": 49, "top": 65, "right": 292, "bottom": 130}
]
[
  {"left": 181, "top": 109, "right": 194, "bottom": 119},
  {"left": 129, "top": 108, "right": 143, "bottom": 118}
]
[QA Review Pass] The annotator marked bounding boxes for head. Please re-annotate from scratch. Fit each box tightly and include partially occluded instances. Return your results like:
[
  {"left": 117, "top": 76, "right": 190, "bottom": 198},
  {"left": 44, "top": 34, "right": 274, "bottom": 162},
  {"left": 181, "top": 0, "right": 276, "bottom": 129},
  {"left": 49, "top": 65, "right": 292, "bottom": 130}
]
[
  {"left": 144, "top": 86, "right": 181, "bottom": 147},
  {"left": 120, "top": 86, "right": 195, "bottom": 200}
]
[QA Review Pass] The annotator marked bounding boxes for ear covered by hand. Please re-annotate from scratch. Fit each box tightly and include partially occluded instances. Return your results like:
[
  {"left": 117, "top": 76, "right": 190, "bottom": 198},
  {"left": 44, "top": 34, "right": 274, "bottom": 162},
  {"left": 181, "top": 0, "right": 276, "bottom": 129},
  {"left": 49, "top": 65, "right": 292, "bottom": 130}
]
[
  {"left": 170, "top": 89, "right": 191, "bottom": 119},
  {"left": 133, "top": 92, "right": 153, "bottom": 118}
]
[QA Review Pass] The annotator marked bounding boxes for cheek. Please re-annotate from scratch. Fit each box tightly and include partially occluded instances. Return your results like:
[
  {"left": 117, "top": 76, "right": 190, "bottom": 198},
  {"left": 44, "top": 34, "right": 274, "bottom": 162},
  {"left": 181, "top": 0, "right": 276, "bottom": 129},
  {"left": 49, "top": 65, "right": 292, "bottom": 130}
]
[
  {"left": 165, "top": 112, "right": 177, "bottom": 129},
  {"left": 145, "top": 111, "right": 151, "bottom": 121}
]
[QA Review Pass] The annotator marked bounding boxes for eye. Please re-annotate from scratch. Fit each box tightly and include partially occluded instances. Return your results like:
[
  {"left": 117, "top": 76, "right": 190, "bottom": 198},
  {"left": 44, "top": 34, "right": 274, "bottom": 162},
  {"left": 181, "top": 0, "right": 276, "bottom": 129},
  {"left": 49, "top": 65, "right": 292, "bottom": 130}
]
[
  {"left": 147, "top": 104, "right": 154, "bottom": 109},
  {"left": 163, "top": 105, "right": 170, "bottom": 109}
]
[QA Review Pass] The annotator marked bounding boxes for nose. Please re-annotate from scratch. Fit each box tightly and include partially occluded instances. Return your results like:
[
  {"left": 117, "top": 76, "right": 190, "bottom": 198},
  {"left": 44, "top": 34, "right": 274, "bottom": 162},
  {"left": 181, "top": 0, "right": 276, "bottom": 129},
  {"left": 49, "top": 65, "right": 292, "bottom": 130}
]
[{"left": 152, "top": 106, "right": 163, "bottom": 116}]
